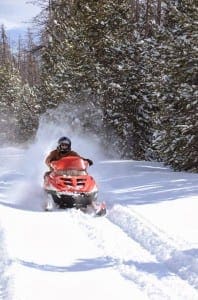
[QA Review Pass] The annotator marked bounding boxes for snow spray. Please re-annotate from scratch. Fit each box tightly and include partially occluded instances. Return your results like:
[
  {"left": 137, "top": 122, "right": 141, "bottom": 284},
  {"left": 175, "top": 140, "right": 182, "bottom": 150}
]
[{"left": 3, "top": 104, "right": 106, "bottom": 211}]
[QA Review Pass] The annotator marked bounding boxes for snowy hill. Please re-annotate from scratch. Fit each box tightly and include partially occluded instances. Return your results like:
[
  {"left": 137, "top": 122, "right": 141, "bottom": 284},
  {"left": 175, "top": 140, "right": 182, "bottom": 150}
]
[{"left": 0, "top": 143, "right": 198, "bottom": 300}]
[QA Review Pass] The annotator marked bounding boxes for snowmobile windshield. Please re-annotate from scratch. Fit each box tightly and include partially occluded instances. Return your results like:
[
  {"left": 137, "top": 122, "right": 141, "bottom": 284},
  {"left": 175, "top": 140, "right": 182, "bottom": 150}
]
[{"left": 51, "top": 156, "right": 88, "bottom": 172}]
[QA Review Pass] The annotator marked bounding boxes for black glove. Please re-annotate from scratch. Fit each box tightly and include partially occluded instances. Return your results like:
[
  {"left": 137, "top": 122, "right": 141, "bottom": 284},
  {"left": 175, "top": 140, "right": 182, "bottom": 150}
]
[{"left": 86, "top": 159, "right": 93, "bottom": 166}]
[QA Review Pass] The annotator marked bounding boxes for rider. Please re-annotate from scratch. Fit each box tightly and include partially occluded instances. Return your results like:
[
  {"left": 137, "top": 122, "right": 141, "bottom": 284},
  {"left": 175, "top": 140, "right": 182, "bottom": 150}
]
[
  {"left": 45, "top": 136, "right": 93, "bottom": 169},
  {"left": 44, "top": 136, "right": 105, "bottom": 215}
]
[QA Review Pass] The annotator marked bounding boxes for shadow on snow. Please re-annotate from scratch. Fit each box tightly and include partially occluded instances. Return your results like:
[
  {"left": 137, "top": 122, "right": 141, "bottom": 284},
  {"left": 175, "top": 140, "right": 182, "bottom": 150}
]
[
  {"left": 17, "top": 256, "right": 171, "bottom": 279},
  {"left": 17, "top": 257, "right": 115, "bottom": 273}
]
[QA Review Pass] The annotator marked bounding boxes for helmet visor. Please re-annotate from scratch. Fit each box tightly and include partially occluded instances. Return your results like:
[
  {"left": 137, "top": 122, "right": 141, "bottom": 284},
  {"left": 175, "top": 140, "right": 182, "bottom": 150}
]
[{"left": 59, "top": 142, "right": 70, "bottom": 151}]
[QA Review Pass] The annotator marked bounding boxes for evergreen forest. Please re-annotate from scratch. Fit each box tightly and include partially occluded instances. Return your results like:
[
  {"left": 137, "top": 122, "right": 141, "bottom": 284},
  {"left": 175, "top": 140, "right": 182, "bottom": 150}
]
[{"left": 0, "top": 0, "right": 197, "bottom": 172}]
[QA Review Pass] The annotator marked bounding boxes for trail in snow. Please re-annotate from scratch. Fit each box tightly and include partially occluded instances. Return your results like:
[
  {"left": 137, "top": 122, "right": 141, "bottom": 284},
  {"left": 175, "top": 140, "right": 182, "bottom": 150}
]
[
  {"left": 0, "top": 207, "right": 147, "bottom": 300},
  {"left": 0, "top": 119, "right": 198, "bottom": 300},
  {"left": 108, "top": 205, "right": 198, "bottom": 289},
  {"left": 76, "top": 211, "right": 198, "bottom": 300}
]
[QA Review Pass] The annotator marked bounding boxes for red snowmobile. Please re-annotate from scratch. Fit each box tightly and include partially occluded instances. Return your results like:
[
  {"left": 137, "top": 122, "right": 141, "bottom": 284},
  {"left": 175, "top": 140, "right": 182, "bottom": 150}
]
[{"left": 43, "top": 156, "right": 106, "bottom": 216}]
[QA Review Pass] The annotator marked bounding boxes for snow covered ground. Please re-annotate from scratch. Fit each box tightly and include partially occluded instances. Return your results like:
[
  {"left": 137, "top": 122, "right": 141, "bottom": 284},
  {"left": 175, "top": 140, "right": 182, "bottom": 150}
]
[{"left": 0, "top": 125, "right": 198, "bottom": 300}]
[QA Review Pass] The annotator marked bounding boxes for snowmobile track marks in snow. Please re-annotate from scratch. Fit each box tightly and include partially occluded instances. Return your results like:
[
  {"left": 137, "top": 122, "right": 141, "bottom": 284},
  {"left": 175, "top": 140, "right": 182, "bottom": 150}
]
[
  {"left": 108, "top": 205, "right": 198, "bottom": 291},
  {"left": 73, "top": 211, "right": 198, "bottom": 300}
]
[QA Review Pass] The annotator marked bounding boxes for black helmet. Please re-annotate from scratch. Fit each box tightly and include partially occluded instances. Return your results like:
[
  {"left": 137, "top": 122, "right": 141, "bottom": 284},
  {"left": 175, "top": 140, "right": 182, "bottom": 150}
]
[{"left": 57, "top": 136, "right": 71, "bottom": 153}]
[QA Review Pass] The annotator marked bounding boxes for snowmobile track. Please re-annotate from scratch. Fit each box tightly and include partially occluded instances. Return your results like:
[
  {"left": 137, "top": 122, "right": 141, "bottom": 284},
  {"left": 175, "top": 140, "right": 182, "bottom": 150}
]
[
  {"left": 108, "top": 205, "right": 198, "bottom": 290},
  {"left": 70, "top": 210, "right": 198, "bottom": 300}
]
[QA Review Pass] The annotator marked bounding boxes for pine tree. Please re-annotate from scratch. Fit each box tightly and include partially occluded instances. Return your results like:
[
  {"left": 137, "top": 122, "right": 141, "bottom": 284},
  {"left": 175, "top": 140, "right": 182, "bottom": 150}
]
[
  {"left": 152, "top": 0, "right": 198, "bottom": 171},
  {"left": 0, "top": 25, "right": 12, "bottom": 65},
  {"left": 39, "top": 0, "right": 158, "bottom": 158},
  {"left": 0, "top": 26, "right": 41, "bottom": 143},
  {"left": 17, "top": 29, "right": 40, "bottom": 86}
]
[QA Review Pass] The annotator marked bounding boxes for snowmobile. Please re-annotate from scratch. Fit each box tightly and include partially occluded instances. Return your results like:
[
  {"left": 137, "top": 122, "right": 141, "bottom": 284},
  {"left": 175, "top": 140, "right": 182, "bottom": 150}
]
[{"left": 43, "top": 156, "right": 106, "bottom": 216}]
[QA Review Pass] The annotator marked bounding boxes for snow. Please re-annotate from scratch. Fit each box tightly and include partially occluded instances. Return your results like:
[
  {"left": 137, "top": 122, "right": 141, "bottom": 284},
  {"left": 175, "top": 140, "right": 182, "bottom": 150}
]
[{"left": 0, "top": 128, "right": 198, "bottom": 300}]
